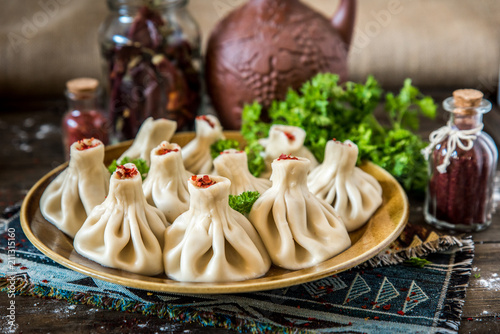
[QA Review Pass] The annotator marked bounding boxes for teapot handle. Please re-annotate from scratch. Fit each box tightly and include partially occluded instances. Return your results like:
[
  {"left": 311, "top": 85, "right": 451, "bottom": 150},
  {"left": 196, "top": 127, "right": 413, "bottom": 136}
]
[{"left": 331, "top": 0, "right": 357, "bottom": 50}]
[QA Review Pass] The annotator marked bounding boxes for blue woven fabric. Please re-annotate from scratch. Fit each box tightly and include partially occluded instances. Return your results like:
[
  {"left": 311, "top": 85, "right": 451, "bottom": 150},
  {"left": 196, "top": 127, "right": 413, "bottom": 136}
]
[{"left": 0, "top": 210, "right": 473, "bottom": 334}]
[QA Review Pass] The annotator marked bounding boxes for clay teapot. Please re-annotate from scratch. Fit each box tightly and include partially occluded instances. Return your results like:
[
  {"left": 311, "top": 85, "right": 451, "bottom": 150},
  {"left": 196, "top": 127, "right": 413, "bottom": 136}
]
[{"left": 205, "top": 0, "right": 356, "bottom": 130}]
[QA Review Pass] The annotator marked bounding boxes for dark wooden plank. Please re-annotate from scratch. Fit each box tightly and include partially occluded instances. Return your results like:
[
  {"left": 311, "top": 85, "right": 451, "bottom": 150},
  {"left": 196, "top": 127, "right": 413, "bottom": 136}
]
[
  {"left": 459, "top": 319, "right": 500, "bottom": 333},
  {"left": 462, "top": 243, "right": 500, "bottom": 318},
  {"left": 0, "top": 293, "right": 236, "bottom": 334}
]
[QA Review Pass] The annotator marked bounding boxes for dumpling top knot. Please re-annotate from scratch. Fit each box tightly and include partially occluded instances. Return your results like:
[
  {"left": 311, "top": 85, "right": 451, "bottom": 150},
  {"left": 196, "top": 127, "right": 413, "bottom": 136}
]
[
  {"left": 75, "top": 138, "right": 100, "bottom": 151},
  {"left": 114, "top": 163, "right": 139, "bottom": 179},
  {"left": 307, "top": 139, "right": 382, "bottom": 231}
]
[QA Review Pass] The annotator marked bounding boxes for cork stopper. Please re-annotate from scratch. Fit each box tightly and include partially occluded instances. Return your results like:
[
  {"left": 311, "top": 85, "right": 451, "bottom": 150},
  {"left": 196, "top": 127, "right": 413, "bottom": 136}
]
[
  {"left": 66, "top": 78, "right": 99, "bottom": 100},
  {"left": 453, "top": 89, "right": 483, "bottom": 108}
]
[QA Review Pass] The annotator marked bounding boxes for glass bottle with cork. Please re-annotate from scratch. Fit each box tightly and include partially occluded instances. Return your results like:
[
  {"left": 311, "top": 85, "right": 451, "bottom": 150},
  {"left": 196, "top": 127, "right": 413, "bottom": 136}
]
[
  {"left": 423, "top": 89, "right": 498, "bottom": 231},
  {"left": 62, "top": 78, "right": 110, "bottom": 159}
]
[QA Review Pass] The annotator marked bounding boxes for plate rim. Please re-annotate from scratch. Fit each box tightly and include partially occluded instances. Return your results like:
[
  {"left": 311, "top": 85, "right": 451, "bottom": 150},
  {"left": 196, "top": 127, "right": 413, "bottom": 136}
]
[{"left": 20, "top": 136, "right": 409, "bottom": 294}]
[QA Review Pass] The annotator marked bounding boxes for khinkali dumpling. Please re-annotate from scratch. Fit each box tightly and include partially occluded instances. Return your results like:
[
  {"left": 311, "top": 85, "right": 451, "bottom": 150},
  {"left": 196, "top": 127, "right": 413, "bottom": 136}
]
[
  {"left": 143, "top": 141, "right": 191, "bottom": 222},
  {"left": 164, "top": 175, "right": 271, "bottom": 282},
  {"left": 74, "top": 163, "right": 169, "bottom": 276},
  {"left": 307, "top": 139, "right": 383, "bottom": 232},
  {"left": 213, "top": 149, "right": 271, "bottom": 195},
  {"left": 249, "top": 155, "right": 351, "bottom": 270},
  {"left": 182, "top": 115, "right": 224, "bottom": 174},
  {"left": 119, "top": 117, "right": 177, "bottom": 165},
  {"left": 260, "top": 125, "right": 318, "bottom": 178},
  {"left": 40, "top": 138, "right": 109, "bottom": 238}
]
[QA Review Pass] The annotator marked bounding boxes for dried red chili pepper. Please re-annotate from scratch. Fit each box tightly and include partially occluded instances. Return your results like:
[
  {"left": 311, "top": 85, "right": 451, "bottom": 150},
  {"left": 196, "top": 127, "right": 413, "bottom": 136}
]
[
  {"left": 76, "top": 138, "right": 99, "bottom": 151},
  {"left": 191, "top": 175, "right": 217, "bottom": 188},
  {"left": 157, "top": 147, "right": 179, "bottom": 155},
  {"left": 116, "top": 165, "right": 139, "bottom": 179},
  {"left": 283, "top": 131, "right": 295, "bottom": 141},
  {"left": 277, "top": 154, "right": 299, "bottom": 161}
]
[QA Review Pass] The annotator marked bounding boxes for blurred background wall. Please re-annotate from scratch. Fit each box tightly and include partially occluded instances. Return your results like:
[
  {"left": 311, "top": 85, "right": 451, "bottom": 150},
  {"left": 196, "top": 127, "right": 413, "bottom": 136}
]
[{"left": 0, "top": 0, "right": 498, "bottom": 99}]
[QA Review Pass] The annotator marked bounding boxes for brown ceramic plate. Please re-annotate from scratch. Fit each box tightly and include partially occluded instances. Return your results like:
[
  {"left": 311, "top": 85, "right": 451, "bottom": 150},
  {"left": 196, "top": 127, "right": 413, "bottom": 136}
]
[{"left": 20, "top": 131, "right": 409, "bottom": 294}]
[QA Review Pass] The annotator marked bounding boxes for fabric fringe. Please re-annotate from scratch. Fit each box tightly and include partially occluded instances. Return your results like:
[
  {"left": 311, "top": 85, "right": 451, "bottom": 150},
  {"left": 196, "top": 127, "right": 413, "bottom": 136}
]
[
  {"left": 361, "top": 234, "right": 465, "bottom": 269},
  {"left": 436, "top": 237, "right": 474, "bottom": 332},
  {"left": 0, "top": 276, "right": 311, "bottom": 334}
]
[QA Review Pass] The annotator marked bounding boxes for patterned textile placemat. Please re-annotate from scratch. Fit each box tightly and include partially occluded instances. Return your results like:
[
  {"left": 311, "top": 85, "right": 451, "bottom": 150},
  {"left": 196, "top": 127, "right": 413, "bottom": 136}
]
[{"left": 0, "top": 206, "right": 473, "bottom": 334}]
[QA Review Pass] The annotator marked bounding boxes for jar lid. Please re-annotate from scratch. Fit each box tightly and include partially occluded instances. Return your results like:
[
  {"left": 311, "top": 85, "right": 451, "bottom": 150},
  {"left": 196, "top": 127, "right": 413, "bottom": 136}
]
[
  {"left": 108, "top": 0, "right": 186, "bottom": 9},
  {"left": 66, "top": 78, "right": 99, "bottom": 100},
  {"left": 443, "top": 89, "right": 492, "bottom": 115},
  {"left": 66, "top": 78, "right": 99, "bottom": 93},
  {"left": 453, "top": 89, "right": 483, "bottom": 108}
]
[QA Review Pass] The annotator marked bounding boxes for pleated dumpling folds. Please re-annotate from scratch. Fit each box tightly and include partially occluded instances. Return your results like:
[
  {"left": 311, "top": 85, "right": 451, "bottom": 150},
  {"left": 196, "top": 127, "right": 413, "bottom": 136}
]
[
  {"left": 164, "top": 175, "right": 271, "bottom": 282},
  {"left": 307, "top": 139, "right": 383, "bottom": 232},
  {"left": 118, "top": 117, "right": 177, "bottom": 165},
  {"left": 39, "top": 138, "right": 109, "bottom": 238},
  {"left": 249, "top": 155, "right": 351, "bottom": 270},
  {"left": 74, "top": 163, "right": 170, "bottom": 276},
  {"left": 260, "top": 125, "right": 318, "bottom": 177},
  {"left": 213, "top": 149, "right": 271, "bottom": 195},
  {"left": 182, "top": 115, "right": 224, "bottom": 174},
  {"left": 143, "top": 141, "right": 191, "bottom": 222}
]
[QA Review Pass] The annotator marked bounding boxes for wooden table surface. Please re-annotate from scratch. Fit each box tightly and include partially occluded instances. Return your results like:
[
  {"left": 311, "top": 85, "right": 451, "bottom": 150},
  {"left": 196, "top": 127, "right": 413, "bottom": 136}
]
[{"left": 1, "top": 94, "right": 500, "bottom": 333}]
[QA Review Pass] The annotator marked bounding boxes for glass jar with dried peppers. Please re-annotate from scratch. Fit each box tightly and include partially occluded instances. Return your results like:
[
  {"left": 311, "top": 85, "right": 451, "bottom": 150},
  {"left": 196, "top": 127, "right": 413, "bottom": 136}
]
[
  {"left": 422, "top": 89, "right": 498, "bottom": 231},
  {"left": 99, "top": 0, "right": 202, "bottom": 142}
]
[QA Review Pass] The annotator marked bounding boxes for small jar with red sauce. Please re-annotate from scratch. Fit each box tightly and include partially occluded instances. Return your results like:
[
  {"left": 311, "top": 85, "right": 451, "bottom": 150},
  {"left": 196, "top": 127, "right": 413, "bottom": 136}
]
[
  {"left": 62, "top": 78, "right": 110, "bottom": 160},
  {"left": 423, "top": 89, "right": 498, "bottom": 231}
]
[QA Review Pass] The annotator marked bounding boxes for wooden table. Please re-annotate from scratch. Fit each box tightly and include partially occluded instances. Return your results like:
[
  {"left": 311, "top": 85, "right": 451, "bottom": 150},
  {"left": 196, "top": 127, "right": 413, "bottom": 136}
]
[{"left": 1, "top": 95, "right": 499, "bottom": 333}]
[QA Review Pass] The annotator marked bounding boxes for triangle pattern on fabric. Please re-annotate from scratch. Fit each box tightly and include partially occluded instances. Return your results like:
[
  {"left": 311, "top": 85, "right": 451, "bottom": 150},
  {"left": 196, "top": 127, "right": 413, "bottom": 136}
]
[
  {"left": 343, "top": 273, "right": 371, "bottom": 304},
  {"left": 403, "top": 280, "right": 429, "bottom": 313},
  {"left": 426, "top": 231, "right": 440, "bottom": 242},
  {"left": 67, "top": 277, "right": 99, "bottom": 288},
  {"left": 303, "top": 275, "right": 348, "bottom": 298},
  {"left": 373, "top": 276, "right": 400, "bottom": 309},
  {"left": 409, "top": 235, "right": 423, "bottom": 249},
  {"left": 155, "top": 294, "right": 181, "bottom": 303}
]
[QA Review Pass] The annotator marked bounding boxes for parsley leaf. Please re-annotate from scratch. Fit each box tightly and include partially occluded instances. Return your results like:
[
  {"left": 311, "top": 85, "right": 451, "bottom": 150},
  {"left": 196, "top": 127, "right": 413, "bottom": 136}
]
[
  {"left": 228, "top": 191, "right": 260, "bottom": 215},
  {"left": 210, "top": 139, "right": 241, "bottom": 159},
  {"left": 241, "top": 73, "right": 437, "bottom": 192},
  {"left": 404, "top": 257, "right": 432, "bottom": 268}
]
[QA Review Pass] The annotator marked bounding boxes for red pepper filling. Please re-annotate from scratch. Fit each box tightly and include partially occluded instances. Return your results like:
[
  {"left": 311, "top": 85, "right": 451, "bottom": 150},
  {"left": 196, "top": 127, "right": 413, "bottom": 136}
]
[
  {"left": 283, "top": 131, "right": 295, "bottom": 141},
  {"left": 191, "top": 175, "right": 216, "bottom": 188},
  {"left": 278, "top": 154, "right": 298, "bottom": 161},
  {"left": 115, "top": 165, "right": 139, "bottom": 179},
  {"left": 332, "top": 138, "right": 352, "bottom": 147},
  {"left": 196, "top": 115, "right": 215, "bottom": 128},
  {"left": 76, "top": 138, "right": 99, "bottom": 151},
  {"left": 220, "top": 150, "right": 244, "bottom": 155},
  {"left": 157, "top": 147, "right": 179, "bottom": 155}
]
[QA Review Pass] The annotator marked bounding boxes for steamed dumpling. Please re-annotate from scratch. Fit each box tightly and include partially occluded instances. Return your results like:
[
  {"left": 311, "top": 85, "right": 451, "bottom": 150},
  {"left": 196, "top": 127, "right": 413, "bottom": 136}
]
[
  {"left": 249, "top": 155, "right": 351, "bottom": 270},
  {"left": 119, "top": 117, "right": 177, "bottom": 165},
  {"left": 74, "top": 163, "right": 169, "bottom": 276},
  {"left": 40, "top": 138, "right": 109, "bottom": 238},
  {"left": 307, "top": 139, "right": 382, "bottom": 232},
  {"left": 182, "top": 115, "right": 224, "bottom": 174},
  {"left": 164, "top": 175, "right": 271, "bottom": 282},
  {"left": 213, "top": 149, "right": 271, "bottom": 195},
  {"left": 259, "top": 125, "right": 318, "bottom": 178},
  {"left": 143, "top": 141, "right": 192, "bottom": 222}
]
